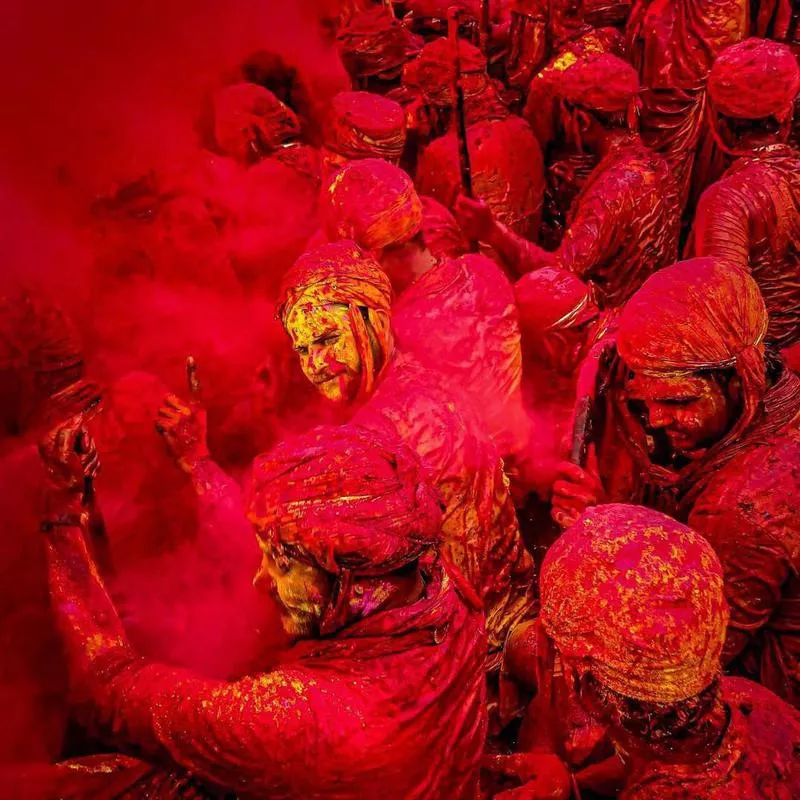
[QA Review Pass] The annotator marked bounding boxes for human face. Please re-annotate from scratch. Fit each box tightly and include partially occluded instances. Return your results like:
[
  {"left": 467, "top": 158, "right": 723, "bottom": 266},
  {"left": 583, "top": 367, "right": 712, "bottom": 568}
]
[
  {"left": 285, "top": 303, "right": 362, "bottom": 404},
  {"left": 253, "top": 537, "right": 332, "bottom": 638},
  {"left": 625, "top": 372, "right": 736, "bottom": 459}
]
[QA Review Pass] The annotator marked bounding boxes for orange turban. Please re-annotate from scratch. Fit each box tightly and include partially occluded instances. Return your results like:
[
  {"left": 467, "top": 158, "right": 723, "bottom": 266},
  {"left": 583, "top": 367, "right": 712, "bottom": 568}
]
[
  {"left": 245, "top": 424, "right": 443, "bottom": 576},
  {"left": 540, "top": 504, "right": 728, "bottom": 703},
  {"left": 323, "top": 158, "right": 423, "bottom": 250},
  {"left": 514, "top": 268, "right": 598, "bottom": 342},
  {"left": 338, "top": 8, "right": 423, "bottom": 80},
  {"left": 278, "top": 241, "right": 394, "bottom": 399},
  {"left": 617, "top": 258, "right": 768, "bottom": 449},
  {"left": 323, "top": 91, "right": 407, "bottom": 162},
  {"left": 708, "top": 38, "right": 800, "bottom": 121},
  {"left": 557, "top": 52, "right": 640, "bottom": 114},
  {"left": 213, "top": 83, "right": 301, "bottom": 162},
  {"left": 415, "top": 37, "right": 489, "bottom": 107}
]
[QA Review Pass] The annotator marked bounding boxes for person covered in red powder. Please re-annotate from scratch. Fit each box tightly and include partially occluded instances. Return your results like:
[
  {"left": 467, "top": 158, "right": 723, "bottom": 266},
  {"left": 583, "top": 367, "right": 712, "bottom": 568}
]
[
  {"left": 552, "top": 258, "right": 800, "bottom": 707},
  {"left": 278, "top": 242, "right": 535, "bottom": 676},
  {"left": 456, "top": 52, "right": 680, "bottom": 308},
  {"left": 625, "top": 0, "right": 748, "bottom": 209},
  {"left": 525, "top": 503, "right": 800, "bottom": 798},
  {"left": 22, "top": 420, "right": 486, "bottom": 798},
  {"left": 688, "top": 38, "right": 800, "bottom": 355},
  {"left": 414, "top": 37, "right": 544, "bottom": 241},
  {"left": 320, "top": 90, "right": 408, "bottom": 179},
  {"left": 337, "top": 6, "right": 423, "bottom": 94}
]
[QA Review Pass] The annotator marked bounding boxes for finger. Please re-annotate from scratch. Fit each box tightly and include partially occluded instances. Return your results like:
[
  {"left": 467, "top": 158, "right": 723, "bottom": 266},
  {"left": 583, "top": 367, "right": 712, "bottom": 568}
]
[
  {"left": 164, "top": 395, "right": 190, "bottom": 413},
  {"left": 156, "top": 408, "right": 182, "bottom": 421},
  {"left": 553, "top": 482, "right": 597, "bottom": 504},
  {"left": 555, "top": 462, "right": 588, "bottom": 481}
]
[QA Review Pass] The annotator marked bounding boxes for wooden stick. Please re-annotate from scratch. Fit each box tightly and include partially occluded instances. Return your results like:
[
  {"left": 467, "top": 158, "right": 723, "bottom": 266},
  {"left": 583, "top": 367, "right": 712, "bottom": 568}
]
[{"left": 447, "top": 7, "right": 473, "bottom": 198}]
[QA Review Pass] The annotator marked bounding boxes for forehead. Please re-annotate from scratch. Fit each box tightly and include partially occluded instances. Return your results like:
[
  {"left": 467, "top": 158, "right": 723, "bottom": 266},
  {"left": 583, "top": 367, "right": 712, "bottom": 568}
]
[
  {"left": 626, "top": 371, "right": 714, "bottom": 400},
  {"left": 285, "top": 302, "right": 351, "bottom": 344}
]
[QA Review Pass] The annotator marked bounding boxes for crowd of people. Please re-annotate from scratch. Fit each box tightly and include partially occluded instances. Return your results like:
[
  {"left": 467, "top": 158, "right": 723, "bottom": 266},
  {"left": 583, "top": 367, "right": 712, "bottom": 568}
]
[{"left": 1, "top": 0, "right": 800, "bottom": 797}]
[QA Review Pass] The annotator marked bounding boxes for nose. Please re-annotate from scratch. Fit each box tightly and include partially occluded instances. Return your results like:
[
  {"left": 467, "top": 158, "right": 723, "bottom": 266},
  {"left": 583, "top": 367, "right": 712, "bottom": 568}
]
[{"left": 309, "top": 344, "right": 328, "bottom": 373}]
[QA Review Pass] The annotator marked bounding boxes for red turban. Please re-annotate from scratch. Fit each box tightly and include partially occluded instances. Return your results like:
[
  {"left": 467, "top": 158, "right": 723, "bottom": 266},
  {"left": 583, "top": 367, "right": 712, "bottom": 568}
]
[
  {"left": 213, "top": 83, "right": 301, "bottom": 163},
  {"left": 557, "top": 52, "right": 640, "bottom": 114},
  {"left": 415, "top": 37, "right": 489, "bottom": 107},
  {"left": 514, "top": 268, "right": 598, "bottom": 342},
  {"left": 323, "top": 158, "right": 423, "bottom": 250},
  {"left": 540, "top": 504, "right": 728, "bottom": 703},
  {"left": 338, "top": 8, "right": 423, "bottom": 79},
  {"left": 617, "top": 257, "right": 769, "bottom": 456},
  {"left": 708, "top": 38, "right": 800, "bottom": 120},
  {"left": 278, "top": 241, "right": 394, "bottom": 400},
  {"left": 322, "top": 91, "right": 407, "bottom": 162},
  {"left": 245, "top": 424, "right": 443, "bottom": 576}
]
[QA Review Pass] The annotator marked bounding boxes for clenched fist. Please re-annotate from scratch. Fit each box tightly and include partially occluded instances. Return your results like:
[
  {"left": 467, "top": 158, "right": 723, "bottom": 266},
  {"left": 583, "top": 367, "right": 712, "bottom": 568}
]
[{"left": 155, "top": 393, "right": 210, "bottom": 474}]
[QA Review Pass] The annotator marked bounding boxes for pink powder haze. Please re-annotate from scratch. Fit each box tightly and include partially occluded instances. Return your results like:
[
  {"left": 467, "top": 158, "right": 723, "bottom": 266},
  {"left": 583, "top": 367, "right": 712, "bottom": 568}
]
[{"left": 0, "top": 0, "right": 348, "bottom": 764}]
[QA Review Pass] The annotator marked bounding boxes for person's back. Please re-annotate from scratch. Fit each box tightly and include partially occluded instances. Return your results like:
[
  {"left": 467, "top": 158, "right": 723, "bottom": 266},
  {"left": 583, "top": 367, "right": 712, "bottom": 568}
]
[{"left": 623, "top": 677, "right": 800, "bottom": 799}]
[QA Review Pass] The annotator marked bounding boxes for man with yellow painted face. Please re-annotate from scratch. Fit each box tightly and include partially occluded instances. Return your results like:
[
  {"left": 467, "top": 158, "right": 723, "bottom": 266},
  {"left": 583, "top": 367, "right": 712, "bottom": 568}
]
[
  {"left": 550, "top": 258, "right": 800, "bottom": 707},
  {"left": 278, "top": 241, "right": 535, "bottom": 686},
  {"left": 26, "top": 419, "right": 486, "bottom": 797}
]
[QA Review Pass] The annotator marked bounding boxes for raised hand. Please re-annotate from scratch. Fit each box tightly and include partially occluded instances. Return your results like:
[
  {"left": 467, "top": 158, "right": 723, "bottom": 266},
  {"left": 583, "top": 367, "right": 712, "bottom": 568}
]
[
  {"left": 39, "top": 417, "right": 100, "bottom": 493},
  {"left": 453, "top": 194, "right": 498, "bottom": 244},
  {"left": 550, "top": 460, "right": 606, "bottom": 529},
  {"left": 155, "top": 393, "right": 210, "bottom": 474}
]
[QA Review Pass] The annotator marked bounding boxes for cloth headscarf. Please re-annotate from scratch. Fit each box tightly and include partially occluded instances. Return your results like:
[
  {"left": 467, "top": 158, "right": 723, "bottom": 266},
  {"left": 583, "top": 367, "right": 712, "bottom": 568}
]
[
  {"left": 323, "top": 92, "right": 407, "bottom": 163},
  {"left": 708, "top": 38, "right": 800, "bottom": 121},
  {"left": 245, "top": 423, "right": 443, "bottom": 633},
  {"left": 617, "top": 258, "right": 768, "bottom": 463},
  {"left": 278, "top": 240, "right": 394, "bottom": 400},
  {"left": 213, "top": 83, "right": 301, "bottom": 162},
  {"left": 540, "top": 504, "right": 728, "bottom": 703},
  {"left": 514, "top": 267, "right": 599, "bottom": 342},
  {"left": 558, "top": 52, "right": 640, "bottom": 114},
  {"left": 323, "top": 158, "right": 423, "bottom": 250},
  {"left": 338, "top": 8, "right": 423, "bottom": 80},
  {"left": 415, "top": 37, "right": 489, "bottom": 107}
]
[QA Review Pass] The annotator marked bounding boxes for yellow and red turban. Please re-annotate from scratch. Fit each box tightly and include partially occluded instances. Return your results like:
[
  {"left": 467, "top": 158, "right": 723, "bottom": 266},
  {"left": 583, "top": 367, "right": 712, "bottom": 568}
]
[
  {"left": 708, "top": 38, "right": 800, "bottom": 121},
  {"left": 213, "top": 83, "right": 301, "bottom": 162},
  {"left": 323, "top": 158, "right": 423, "bottom": 250},
  {"left": 338, "top": 8, "right": 423, "bottom": 80},
  {"left": 278, "top": 240, "right": 394, "bottom": 399},
  {"left": 557, "top": 52, "right": 640, "bottom": 114},
  {"left": 514, "top": 267, "right": 598, "bottom": 343},
  {"left": 540, "top": 504, "right": 728, "bottom": 703},
  {"left": 617, "top": 257, "right": 769, "bottom": 452},
  {"left": 245, "top": 423, "right": 443, "bottom": 576},
  {"left": 322, "top": 91, "right": 407, "bottom": 163}
]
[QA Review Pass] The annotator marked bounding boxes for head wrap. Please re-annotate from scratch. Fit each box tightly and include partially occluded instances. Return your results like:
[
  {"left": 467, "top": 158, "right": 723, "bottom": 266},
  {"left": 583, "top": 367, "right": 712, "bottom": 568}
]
[
  {"left": 514, "top": 268, "right": 598, "bottom": 342},
  {"left": 213, "top": 83, "right": 301, "bottom": 162},
  {"left": 415, "top": 37, "right": 489, "bottom": 107},
  {"left": 323, "top": 158, "right": 423, "bottom": 250},
  {"left": 708, "top": 38, "right": 800, "bottom": 121},
  {"left": 419, "top": 196, "right": 469, "bottom": 259},
  {"left": 338, "top": 8, "right": 423, "bottom": 80},
  {"left": 323, "top": 91, "right": 407, "bottom": 163},
  {"left": 557, "top": 52, "right": 640, "bottom": 114},
  {"left": 278, "top": 241, "right": 394, "bottom": 400},
  {"left": 540, "top": 504, "right": 728, "bottom": 703},
  {"left": 617, "top": 257, "right": 768, "bottom": 452},
  {"left": 245, "top": 424, "right": 443, "bottom": 575}
]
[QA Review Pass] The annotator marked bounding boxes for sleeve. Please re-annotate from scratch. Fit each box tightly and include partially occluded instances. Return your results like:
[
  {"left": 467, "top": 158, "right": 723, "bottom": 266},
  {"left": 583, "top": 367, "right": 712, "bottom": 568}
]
[
  {"left": 689, "top": 488, "right": 792, "bottom": 663},
  {"left": 45, "top": 523, "right": 316, "bottom": 795},
  {"left": 689, "top": 173, "right": 752, "bottom": 267}
]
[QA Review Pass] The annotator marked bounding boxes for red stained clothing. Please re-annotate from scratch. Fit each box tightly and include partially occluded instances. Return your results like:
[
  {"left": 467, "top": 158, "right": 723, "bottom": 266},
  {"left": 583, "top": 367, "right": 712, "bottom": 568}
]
[
  {"left": 626, "top": 0, "right": 748, "bottom": 205},
  {"left": 622, "top": 677, "right": 800, "bottom": 799},
  {"left": 502, "top": 137, "right": 680, "bottom": 308},
  {"left": 352, "top": 354, "right": 536, "bottom": 665},
  {"left": 44, "top": 526, "right": 486, "bottom": 799},
  {"left": 689, "top": 145, "right": 800, "bottom": 350},
  {"left": 416, "top": 114, "right": 544, "bottom": 240}
]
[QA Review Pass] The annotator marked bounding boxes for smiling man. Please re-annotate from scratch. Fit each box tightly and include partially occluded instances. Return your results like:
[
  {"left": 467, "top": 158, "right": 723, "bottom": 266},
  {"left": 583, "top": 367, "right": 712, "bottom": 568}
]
[{"left": 551, "top": 257, "right": 800, "bottom": 706}]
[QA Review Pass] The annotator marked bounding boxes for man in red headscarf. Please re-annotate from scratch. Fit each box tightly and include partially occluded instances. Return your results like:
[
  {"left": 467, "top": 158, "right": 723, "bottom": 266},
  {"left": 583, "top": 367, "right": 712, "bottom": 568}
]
[
  {"left": 551, "top": 258, "right": 800, "bottom": 706},
  {"left": 688, "top": 38, "right": 800, "bottom": 355},
  {"left": 277, "top": 242, "right": 535, "bottom": 682},
  {"left": 321, "top": 90, "right": 407, "bottom": 179},
  {"left": 456, "top": 52, "right": 680, "bottom": 309},
  {"left": 625, "top": 0, "right": 748, "bottom": 209},
  {"left": 414, "top": 37, "right": 545, "bottom": 241},
  {"left": 23, "top": 420, "right": 486, "bottom": 798},
  {"left": 522, "top": 504, "right": 800, "bottom": 797}
]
